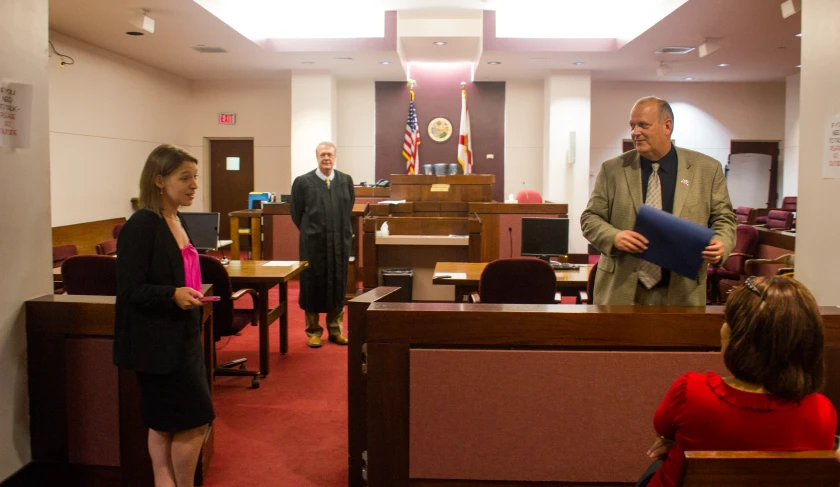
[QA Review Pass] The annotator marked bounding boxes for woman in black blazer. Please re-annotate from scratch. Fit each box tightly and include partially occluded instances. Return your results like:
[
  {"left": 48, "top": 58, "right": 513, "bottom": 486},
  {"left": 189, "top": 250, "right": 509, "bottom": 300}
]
[{"left": 113, "top": 144, "right": 214, "bottom": 487}]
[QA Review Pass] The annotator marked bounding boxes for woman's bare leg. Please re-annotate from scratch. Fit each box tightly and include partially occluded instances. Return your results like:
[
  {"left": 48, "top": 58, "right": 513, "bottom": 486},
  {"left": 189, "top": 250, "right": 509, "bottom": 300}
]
[
  {"left": 148, "top": 429, "right": 176, "bottom": 487},
  {"left": 171, "top": 424, "right": 209, "bottom": 487}
]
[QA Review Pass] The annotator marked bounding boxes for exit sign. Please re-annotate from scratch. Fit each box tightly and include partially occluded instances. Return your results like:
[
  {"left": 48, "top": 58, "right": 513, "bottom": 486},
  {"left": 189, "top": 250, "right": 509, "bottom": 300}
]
[{"left": 218, "top": 113, "right": 236, "bottom": 125}]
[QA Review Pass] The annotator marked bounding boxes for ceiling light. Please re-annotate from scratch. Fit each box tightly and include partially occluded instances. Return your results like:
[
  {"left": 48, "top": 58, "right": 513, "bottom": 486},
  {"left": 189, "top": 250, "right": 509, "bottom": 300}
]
[
  {"left": 487, "top": 61, "right": 502, "bottom": 65},
  {"left": 572, "top": 61, "right": 586, "bottom": 66},
  {"left": 656, "top": 62, "right": 673, "bottom": 77},
  {"left": 683, "top": 77, "right": 695, "bottom": 81},
  {"left": 698, "top": 38, "right": 720, "bottom": 58},
  {"left": 781, "top": 0, "right": 802, "bottom": 19},
  {"left": 433, "top": 41, "right": 447, "bottom": 46},
  {"left": 129, "top": 9, "right": 155, "bottom": 34},
  {"left": 335, "top": 57, "right": 353, "bottom": 60},
  {"left": 125, "top": 31, "right": 144, "bottom": 36},
  {"left": 795, "top": 32, "right": 803, "bottom": 37},
  {"left": 301, "top": 61, "right": 315, "bottom": 65},
  {"left": 655, "top": 46, "right": 695, "bottom": 54},
  {"left": 717, "top": 63, "right": 731, "bottom": 67},
  {"left": 379, "top": 61, "right": 392, "bottom": 65}
]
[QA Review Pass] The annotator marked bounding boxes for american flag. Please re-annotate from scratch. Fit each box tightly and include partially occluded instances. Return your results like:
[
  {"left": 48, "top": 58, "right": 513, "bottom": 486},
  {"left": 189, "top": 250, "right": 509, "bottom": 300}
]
[{"left": 402, "top": 95, "right": 420, "bottom": 174}]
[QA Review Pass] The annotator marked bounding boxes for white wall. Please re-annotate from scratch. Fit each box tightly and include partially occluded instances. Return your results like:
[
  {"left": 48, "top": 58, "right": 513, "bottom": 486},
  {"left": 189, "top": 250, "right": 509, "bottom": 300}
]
[
  {"left": 505, "top": 80, "right": 544, "bottom": 198},
  {"left": 796, "top": 0, "right": 840, "bottom": 305},
  {"left": 336, "top": 79, "right": 375, "bottom": 184},
  {"left": 290, "top": 72, "right": 337, "bottom": 182},
  {"left": 782, "top": 74, "right": 800, "bottom": 198},
  {"left": 190, "top": 78, "right": 292, "bottom": 205},
  {"left": 590, "top": 81, "right": 786, "bottom": 188},
  {"left": 48, "top": 31, "right": 192, "bottom": 225},
  {"left": 1, "top": 0, "right": 52, "bottom": 480}
]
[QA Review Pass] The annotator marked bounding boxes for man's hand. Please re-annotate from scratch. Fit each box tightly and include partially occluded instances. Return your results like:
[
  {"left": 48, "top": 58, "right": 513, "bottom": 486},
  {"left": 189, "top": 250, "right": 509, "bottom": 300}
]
[
  {"left": 614, "top": 230, "right": 649, "bottom": 253},
  {"left": 702, "top": 239, "right": 725, "bottom": 264},
  {"left": 647, "top": 436, "right": 675, "bottom": 460}
]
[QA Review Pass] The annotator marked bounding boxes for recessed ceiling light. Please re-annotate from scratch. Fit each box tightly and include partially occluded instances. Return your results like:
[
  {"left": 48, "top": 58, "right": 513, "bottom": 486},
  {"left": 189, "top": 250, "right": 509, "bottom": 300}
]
[
  {"left": 683, "top": 77, "right": 695, "bottom": 81},
  {"left": 126, "top": 31, "right": 144, "bottom": 36},
  {"left": 487, "top": 61, "right": 502, "bottom": 65},
  {"left": 796, "top": 32, "right": 803, "bottom": 37},
  {"left": 572, "top": 61, "right": 586, "bottom": 66},
  {"left": 433, "top": 41, "right": 447, "bottom": 46},
  {"left": 301, "top": 61, "right": 315, "bottom": 65},
  {"left": 795, "top": 64, "right": 801, "bottom": 68},
  {"left": 717, "top": 63, "right": 731, "bottom": 67},
  {"left": 379, "top": 61, "right": 392, "bottom": 65}
]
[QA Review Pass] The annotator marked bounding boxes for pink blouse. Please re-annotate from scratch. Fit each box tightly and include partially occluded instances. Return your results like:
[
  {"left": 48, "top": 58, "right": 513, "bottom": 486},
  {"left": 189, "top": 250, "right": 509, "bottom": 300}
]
[{"left": 181, "top": 244, "right": 203, "bottom": 292}]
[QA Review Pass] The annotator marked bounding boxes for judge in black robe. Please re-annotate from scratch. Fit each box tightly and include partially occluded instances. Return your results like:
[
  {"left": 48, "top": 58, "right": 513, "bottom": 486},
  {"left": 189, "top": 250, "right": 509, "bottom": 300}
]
[{"left": 290, "top": 141, "right": 355, "bottom": 347}]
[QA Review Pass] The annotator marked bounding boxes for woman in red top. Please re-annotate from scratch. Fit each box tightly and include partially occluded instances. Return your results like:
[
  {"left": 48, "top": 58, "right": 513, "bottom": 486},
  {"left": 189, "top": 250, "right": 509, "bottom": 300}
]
[{"left": 637, "top": 276, "right": 837, "bottom": 487}]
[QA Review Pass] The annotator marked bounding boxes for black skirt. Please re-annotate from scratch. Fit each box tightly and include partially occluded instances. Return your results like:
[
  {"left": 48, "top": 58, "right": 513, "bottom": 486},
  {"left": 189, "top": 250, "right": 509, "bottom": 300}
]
[{"left": 135, "top": 325, "right": 215, "bottom": 432}]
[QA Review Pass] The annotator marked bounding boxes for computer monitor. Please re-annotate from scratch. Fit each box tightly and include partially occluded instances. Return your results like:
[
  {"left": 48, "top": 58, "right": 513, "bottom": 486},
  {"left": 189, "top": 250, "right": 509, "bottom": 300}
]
[
  {"left": 180, "top": 212, "right": 220, "bottom": 251},
  {"left": 521, "top": 217, "right": 569, "bottom": 261}
]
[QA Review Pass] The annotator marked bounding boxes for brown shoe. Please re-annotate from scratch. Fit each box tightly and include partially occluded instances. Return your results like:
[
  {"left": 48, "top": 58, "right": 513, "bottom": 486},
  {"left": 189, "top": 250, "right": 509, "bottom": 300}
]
[
  {"left": 328, "top": 334, "right": 348, "bottom": 345},
  {"left": 307, "top": 335, "right": 322, "bottom": 348}
]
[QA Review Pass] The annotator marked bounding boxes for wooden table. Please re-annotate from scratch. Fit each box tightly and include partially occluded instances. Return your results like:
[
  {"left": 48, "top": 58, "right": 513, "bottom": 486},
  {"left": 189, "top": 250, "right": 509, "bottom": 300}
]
[
  {"left": 432, "top": 261, "right": 591, "bottom": 301},
  {"left": 225, "top": 260, "right": 307, "bottom": 376},
  {"left": 229, "top": 209, "right": 262, "bottom": 260}
]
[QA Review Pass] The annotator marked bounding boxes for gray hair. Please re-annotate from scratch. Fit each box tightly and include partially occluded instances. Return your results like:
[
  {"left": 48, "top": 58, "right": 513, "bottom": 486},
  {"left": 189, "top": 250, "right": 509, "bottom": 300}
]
[
  {"left": 634, "top": 96, "right": 674, "bottom": 125},
  {"left": 315, "top": 141, "right": 337, "bottom": 155}
]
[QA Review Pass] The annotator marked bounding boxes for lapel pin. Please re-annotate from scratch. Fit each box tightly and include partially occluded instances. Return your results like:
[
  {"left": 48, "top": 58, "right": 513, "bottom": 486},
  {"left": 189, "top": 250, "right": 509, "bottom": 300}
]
[{"left": 680, "top": 179, "right": 690, "bottom": 187}]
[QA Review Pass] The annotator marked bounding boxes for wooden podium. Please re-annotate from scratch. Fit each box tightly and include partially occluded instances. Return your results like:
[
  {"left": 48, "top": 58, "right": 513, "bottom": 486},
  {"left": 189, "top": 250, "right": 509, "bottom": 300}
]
[{"left": 389, "top": 174, "right": 494, "bottom": 203}]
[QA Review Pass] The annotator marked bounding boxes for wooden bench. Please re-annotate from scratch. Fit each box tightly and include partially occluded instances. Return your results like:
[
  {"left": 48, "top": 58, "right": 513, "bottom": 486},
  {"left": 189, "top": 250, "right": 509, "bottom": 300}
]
[{"left": 680, "top": 451, "right": 840, "bottom": 487}]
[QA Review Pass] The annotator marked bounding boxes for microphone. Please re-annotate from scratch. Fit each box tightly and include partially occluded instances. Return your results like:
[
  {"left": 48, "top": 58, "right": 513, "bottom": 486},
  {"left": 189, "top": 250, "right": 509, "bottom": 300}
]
[{"left": 508, "top": 227, "right": 513, "bottom": 258}]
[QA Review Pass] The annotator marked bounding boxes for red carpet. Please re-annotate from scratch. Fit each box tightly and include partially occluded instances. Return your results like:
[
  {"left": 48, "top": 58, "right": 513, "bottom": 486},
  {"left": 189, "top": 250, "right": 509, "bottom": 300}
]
[{"left": 203, "top": 280, "right": 349, "bottom": 487}]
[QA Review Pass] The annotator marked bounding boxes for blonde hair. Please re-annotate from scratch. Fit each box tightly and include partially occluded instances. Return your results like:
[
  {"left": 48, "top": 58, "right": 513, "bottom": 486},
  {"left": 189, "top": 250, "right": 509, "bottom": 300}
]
[
  {"left": 138, "top": 144, "right": 198, "bottom": 216},
  {"left": 315, "top": 141, "right": 337, "bottom": 155}
]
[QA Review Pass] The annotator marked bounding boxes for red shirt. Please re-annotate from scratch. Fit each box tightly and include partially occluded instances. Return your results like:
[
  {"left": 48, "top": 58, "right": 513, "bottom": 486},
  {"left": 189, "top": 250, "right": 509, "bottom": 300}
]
[{"left": 648, "top": 371, "right": 837, "bottom": 487}]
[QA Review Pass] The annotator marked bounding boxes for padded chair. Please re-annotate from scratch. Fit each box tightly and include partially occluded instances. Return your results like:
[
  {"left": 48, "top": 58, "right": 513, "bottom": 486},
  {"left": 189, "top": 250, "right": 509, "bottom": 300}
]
[
  {"left": 765, "top": 210, "right": 793, "bottom": 230},
  {"left": 578, "top": 264, "right": 598, "bottom": 304},
  {"left": 780, "top": 196, "right": 797, "bottom": 211},
  {"left": 53, "top": 244, "right": 78, "bottom": 294},
  {"left": 706, "top": 225, "right": 759, "bottom": 304},
  {"left": 61, "top": 255, "right": 117, "bottom": 296},
  {"left": 734, "top": 206, "right": 753, "bottom": 224},
  {"left": 678, "top": 450, "right": 840, "bottom": 487},
  {"left": 515, "top": 189, "right": 543, "bottom": 204},
  {"left": 96, "top": 239, "right": 118, "bottom": 256},
  {"left": 472, "top": 258, "right": 556, "bottom": 304},
  {"left": 199, "top": 254, "right": 261, "bottom": 388},
  {"left": 112, "top": 222, "right": 125, "bottom": 240},
  {"left": 744, "top": 253, "right": 795, "bottom": 277}
]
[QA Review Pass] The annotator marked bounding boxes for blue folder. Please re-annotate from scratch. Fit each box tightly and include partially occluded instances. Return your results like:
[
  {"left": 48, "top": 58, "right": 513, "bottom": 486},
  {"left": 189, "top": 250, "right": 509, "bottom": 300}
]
[{"left": 633, "top": 204, "right": 715, "bottom": 279}]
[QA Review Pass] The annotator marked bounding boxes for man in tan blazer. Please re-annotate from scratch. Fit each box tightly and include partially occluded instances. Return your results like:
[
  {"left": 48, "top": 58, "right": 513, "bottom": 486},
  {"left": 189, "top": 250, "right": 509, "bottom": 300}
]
[{"left": 581, "top": 97, "right": 736, "bottom": 306}]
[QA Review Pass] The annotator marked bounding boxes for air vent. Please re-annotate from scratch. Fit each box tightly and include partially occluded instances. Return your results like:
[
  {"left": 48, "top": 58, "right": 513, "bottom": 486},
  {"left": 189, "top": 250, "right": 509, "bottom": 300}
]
[
  {"left": 655, "top": 46, "right": 696, "bottom": 54},
  {"left": 192, "top": 46, "right": 227, "bottom": 53}
]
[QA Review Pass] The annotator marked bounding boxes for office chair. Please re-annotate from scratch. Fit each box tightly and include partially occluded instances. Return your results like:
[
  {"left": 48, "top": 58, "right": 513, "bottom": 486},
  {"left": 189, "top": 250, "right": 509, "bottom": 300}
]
[
  {"left": 472, "top": 258, "right": 556, "bottom": 304},
  {"left": 53, "top": 244, "right": 78, "bottom": 294},
  {"left": 780, "top": 196, "right": 797, "bottom": 212},
  {"left": 515, "top": 189, "right": 543, "bottom": 204},
  {"left": 579, "top": 264, "right": 598, "bottom": 304},
  {"left": 96, "top": 239, "right": 118, "bottom": 256},
  {"left": 744, "top": 253, "right": 795, "bottom": 278},
  {"left": 112, "top": 222, "right": 125, "bottom": 240},
  {"left": 707, "top": 225, "right": 759, "bottom": 304},
  {"left": 765, "top": 210, "right": 794, "bottom": 230},
  {"left": 199, "top": 254, "right": 261, "bottom": 389},
  {"left": 61, "top": 255, "right": 117, "bottom": 296},
  {"left": 734, "top": 206, "right": 753, "bottom": 224}
]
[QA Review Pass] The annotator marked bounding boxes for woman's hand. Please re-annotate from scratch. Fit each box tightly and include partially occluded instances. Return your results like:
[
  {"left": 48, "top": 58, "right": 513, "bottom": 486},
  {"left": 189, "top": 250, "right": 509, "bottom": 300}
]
[
  {"left": 172, "top": 287, "right": 203, "bottom": 310},
  {"left": 647, "top": 436, "right": 675, "bottom": 460}
]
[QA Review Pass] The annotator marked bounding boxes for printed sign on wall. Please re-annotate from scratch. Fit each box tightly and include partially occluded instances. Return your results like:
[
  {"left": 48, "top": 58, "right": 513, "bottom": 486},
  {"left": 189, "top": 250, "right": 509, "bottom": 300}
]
[
  {"left": 0, "top": 82, "right": 33, "bottom": 149},
  {"left": 825, "top": 113, "right": 840, "bottom": 179}
]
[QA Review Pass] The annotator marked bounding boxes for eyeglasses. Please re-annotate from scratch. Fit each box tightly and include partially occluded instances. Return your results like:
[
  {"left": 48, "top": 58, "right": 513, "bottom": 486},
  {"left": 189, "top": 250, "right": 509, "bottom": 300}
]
[{"left": 743, "top": 276, "right": 766, "bottom": 302}]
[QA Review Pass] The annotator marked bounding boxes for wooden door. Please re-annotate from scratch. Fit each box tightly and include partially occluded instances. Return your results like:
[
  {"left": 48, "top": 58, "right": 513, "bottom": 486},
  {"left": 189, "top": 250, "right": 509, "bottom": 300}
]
[
  {"left": 730, "top": 140, "right": 780, "bottom": 208},
  {"left": 622, "top": 139, "right": 634, "bottom": 153},
  {"left": 210, "top": 140, "right": 254, "bottom": 240}
]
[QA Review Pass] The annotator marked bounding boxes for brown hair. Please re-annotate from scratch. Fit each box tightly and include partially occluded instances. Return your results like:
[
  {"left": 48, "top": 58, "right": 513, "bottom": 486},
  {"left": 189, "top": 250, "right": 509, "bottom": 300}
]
[
  {"left": 138, "top": 144, "right": 198, "bottom": 216},
  {"left": 723, "top": 276, "right": 824, "bottom": 400}
]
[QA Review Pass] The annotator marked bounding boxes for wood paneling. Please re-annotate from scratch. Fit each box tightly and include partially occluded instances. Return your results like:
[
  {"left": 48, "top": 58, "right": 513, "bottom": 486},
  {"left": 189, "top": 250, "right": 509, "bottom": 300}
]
[
  {"left": 52, "top": 217, "right": 126, "bottom": 256},
  {"left": 366, "top": 343, "right": 410, "bottom": 487}
]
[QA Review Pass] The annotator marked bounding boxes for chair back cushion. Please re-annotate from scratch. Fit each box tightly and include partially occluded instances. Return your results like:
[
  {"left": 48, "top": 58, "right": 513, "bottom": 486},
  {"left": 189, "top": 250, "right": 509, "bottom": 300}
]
[
  {"left": 61, "top": 255, "right": 117, "bottom": 296},
  {"left": 586, "top": 264, "right": 597, "bottom": 304},
  {"left": 780, "top": 196, "right": 797, "bottom": 211},
  {"left": 96, "top": 239, "right": 118, "bottom": 256},
  {"left": 478, "top": 258, "right": 556, "bottom": 304},
  {"left": 53, "top": 244, "right": 78, "bottom": 268},
  {"left": 198, "top": 255, "right": 242, "bottom": 338},
  {"left": 720, "top": 225, "right": 760, "bottom": 275},
  {"left": 515, "top": 190, "right": 543, "bottom": 204},
  {"left": 766, "top": 210, "right": 793, "bottom": 229},
  {"left": 735, "top": 206, "right": 753, "bottom": 224},
  {"left": 112, "top": 223, "right": 125, "bottom": 240}
]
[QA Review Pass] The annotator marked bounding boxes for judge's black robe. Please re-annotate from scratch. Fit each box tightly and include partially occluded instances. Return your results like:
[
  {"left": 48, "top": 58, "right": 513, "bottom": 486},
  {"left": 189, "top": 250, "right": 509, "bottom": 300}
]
[{"left": 290, "top": 169, "right": 355, "bottom": 313}]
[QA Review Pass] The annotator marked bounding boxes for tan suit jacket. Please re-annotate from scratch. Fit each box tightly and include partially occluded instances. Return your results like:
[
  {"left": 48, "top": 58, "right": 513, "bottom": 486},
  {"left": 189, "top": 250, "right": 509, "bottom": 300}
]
[{"left": 581, "top": 147, "right": 736, "bottom": 306}]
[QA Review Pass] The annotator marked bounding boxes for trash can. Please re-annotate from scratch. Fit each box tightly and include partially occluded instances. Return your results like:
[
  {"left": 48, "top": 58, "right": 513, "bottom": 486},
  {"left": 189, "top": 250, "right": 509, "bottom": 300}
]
[{"left": 381, "top": 268, "right": 413, "bottom": 302}]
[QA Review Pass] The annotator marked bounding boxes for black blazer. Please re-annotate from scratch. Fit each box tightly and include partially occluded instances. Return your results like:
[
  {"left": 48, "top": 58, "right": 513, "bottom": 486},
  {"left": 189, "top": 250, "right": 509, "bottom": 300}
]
[{"left": 113, "top": 209, "right": 200, "bottom": 374}]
